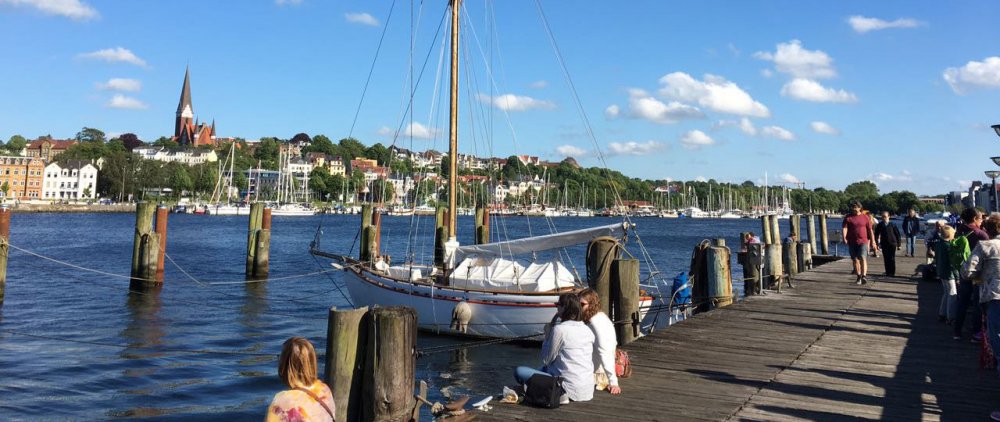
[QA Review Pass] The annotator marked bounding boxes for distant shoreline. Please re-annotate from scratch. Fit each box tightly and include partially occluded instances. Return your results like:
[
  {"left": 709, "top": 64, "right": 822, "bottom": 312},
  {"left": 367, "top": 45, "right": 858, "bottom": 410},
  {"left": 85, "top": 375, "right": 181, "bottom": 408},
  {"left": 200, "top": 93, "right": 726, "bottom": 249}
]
[{"left": 7, "top": 203, "right": 136, "bottom": 213}]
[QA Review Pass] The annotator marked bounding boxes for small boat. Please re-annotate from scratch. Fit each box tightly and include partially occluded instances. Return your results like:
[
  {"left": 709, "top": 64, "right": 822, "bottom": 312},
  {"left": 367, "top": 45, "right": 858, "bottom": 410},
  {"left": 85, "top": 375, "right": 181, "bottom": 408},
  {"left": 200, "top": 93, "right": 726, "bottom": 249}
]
[{"left": 270, "top": 203, "right": 316, "bottom": 216}]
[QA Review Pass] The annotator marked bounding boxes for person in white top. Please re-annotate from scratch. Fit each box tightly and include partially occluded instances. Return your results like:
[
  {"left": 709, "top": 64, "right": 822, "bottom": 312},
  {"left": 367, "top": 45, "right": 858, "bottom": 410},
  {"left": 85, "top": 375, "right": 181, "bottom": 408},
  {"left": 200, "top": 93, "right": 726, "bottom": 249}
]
[
  {"left": 580, "top": 288, "right": 622, "bottom": 395},
  {"left": 514, "top": 293, "right": 596, "bottom": 403}
]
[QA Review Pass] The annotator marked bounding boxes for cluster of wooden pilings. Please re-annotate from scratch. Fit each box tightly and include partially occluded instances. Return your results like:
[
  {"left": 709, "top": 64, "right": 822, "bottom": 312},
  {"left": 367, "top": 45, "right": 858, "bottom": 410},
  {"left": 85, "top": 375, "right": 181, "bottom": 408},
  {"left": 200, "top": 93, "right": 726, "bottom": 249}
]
[
  {"left": 127, "top": 201, "right": 274, "bottom": 291},
  {"left": 325, "top": 306, "right": 418, "bottom": 422},
  {"left": 586, "top": 237, "right": 642, "bottom": 345},
  {"left": 739, "top": 214, "right": 831, "bottom": 296}
]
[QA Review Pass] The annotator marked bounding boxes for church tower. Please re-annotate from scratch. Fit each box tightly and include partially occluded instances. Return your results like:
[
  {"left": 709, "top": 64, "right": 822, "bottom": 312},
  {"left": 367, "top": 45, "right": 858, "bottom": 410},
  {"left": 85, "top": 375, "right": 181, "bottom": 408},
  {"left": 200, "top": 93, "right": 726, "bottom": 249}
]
[{"left": 174, "top": 67, "right": 194, "bottom": 139}]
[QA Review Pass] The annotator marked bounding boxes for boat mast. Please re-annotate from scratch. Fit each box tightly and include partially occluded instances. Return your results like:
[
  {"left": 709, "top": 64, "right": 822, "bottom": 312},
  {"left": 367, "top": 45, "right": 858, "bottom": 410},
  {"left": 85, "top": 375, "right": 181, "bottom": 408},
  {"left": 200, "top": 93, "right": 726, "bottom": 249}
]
[{"left": 447, "top": 0, "right": 460, "bottom": 240}]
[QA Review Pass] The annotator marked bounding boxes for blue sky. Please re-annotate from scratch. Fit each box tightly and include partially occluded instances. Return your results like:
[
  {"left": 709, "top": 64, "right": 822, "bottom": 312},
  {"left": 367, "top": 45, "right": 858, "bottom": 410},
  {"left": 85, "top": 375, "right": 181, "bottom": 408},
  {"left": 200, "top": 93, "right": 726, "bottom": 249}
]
[{"left": 2, "top": 0, "right": 1000, "bottom": 195}]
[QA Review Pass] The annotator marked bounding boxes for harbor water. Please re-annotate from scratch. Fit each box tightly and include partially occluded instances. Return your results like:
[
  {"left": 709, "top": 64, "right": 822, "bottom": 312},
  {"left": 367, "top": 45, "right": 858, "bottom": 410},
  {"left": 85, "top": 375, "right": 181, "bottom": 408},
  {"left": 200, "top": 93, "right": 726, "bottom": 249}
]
[{"left": 0, "top": 213, "right": 821, "bottom": 420}]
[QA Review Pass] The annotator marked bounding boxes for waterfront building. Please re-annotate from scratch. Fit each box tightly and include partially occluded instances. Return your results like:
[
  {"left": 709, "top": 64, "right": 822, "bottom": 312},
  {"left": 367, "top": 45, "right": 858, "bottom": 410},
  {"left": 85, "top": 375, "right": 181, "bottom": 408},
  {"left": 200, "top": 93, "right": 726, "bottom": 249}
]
[
  {"left": 42, "top": 160, "right": 98, "bottom": 201},
  {"left": 24, "top": 138, "right": 77, "bottom": 161},
  {"left": 0, "top": 156, "right": 44, "bottom": 201},
  {"left": 245, "top": 169, "right": 280, "bottom": 199},
  {"left": 173, "top": 67, "right": 217, "bottom": 148},
  {"left": 133, "top": 146, "right": 218, "bottom": 165}
]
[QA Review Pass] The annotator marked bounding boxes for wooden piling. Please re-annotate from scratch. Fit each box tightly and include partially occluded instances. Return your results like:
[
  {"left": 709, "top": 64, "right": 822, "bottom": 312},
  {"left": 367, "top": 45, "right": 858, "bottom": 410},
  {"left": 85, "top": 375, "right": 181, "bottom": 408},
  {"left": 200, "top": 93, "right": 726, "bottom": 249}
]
[
  {"left": 807, "top": 214, "right": 818, "bottom": 255},
  {"left": 362, "top": 306, "right": 417, "bottom": 422},
  {"left": 360, "top": 204, "right": 373, "bottom": 262},
  {"left": 784, "top": 241, "right": 799, "bottom": 279},
  {"left": 130, "top": 202, "right": 159, "bottom": 290},
  {"left": 790, "top": 215, "right": 801, "bottom": 241},
  {"left": 434, "top": 207, "right": 446, "bottom": 267},
  {"left": 744, "top": 243, "right": 762, "bottom": 296},
  {"left": 371, "top": 210, "right": 382, "bottom": 259},
  {"left": 252, "top": 207, "right": 272, "bottom": 278},
  {"left": 155, "top": 206, "right": 168, "bottom": 282},
  {"left": 819, "top": 214, "right": 829, "bottom": 255},
  {"left": 764, "top": 244, "right": 783, "bottom": 291},
  {"left": 0, "top": 206, "right": 10, "bottom": 306},
  {"left": 760, "top": 215, "right": 772, "bottom": 245},
  {"left": 246, "top": 203, "right": 263, "bottom": 275},
  {"left": 475, "top": 205, "right": 488, "bottom": 245},
  {"left": 611, "top": 258, "right": 640, "bottom": 345},
  {"left": 326, "top": 307, "right": 370, "bottom": 422},
  {"left": 587, "top": 237, "right": 620, "bottom": 316},
  {"left": 771, "top": 214, "right": 781, "bottom": 244},
  {"left": 706, "top": 241, "right": 733, "bottom": 309},
  {"left": 797, "top": 242, "right": 812, "bottom": 271}
]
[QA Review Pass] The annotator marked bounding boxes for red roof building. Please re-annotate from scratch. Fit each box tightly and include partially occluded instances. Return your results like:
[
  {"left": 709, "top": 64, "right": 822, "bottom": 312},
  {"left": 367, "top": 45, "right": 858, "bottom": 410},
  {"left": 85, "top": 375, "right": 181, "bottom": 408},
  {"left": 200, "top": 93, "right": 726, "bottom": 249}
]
[
  {"left": 172, "top": 67, "right": 216, "bottom": 148},
  {"left": 25, "top": 138, "right": 77, "bottom": 162}
]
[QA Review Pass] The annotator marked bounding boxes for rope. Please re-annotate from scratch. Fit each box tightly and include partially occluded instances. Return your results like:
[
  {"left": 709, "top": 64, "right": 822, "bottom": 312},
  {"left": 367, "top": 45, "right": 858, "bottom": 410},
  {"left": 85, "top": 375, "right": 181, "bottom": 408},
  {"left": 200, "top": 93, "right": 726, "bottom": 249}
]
[{"left": 0, "top": 329, "right": 278, "bottom": 357}]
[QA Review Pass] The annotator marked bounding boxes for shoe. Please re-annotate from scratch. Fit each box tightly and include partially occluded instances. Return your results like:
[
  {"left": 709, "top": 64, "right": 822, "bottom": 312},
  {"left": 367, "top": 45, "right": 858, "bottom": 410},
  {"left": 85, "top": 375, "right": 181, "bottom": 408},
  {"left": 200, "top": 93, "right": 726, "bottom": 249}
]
[
  {"left": 991, "top": 410, "right": 1000, "bottom": 421},
  {"left": 855, "top": 275, "right": 863, "bottom": 285},
  {"left": 861, "top": 276, "right": 868, "bottom": 285}
]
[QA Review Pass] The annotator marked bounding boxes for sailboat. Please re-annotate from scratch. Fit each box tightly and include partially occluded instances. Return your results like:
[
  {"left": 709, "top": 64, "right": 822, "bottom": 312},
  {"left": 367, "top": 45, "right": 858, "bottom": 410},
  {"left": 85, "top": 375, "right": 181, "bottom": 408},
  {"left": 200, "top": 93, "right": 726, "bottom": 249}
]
[{"left": 310, "top": 1, "right": 660, "bottom": 339}]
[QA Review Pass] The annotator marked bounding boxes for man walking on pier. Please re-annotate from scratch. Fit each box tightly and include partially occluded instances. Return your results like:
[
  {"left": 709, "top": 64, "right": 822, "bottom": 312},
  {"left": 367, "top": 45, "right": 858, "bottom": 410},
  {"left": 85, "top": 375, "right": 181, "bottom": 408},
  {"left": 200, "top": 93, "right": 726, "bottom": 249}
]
[
  {"left": 875, "top": 211, "right": 901, "bottom": 277},
  {"left": 843, "top": 201, "right": 877, "bottom": 285},
  {"left": 902, "top": 208, "right": 920, "bottom": 257}
]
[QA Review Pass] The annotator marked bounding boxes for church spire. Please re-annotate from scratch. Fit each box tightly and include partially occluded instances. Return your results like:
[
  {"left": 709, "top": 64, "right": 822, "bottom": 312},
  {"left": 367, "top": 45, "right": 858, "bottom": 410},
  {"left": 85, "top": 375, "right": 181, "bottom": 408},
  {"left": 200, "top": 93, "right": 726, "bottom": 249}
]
[{"left": 177, "top": 66, "right": 193, "bottom": 117}]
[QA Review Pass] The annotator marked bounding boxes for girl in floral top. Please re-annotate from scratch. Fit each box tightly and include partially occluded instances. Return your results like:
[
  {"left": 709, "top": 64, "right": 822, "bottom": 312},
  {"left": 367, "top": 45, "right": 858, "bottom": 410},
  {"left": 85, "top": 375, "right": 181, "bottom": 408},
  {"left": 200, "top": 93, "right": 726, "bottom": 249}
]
[{"left": 266, "top": 337, "right": 335, "bottom": 422}]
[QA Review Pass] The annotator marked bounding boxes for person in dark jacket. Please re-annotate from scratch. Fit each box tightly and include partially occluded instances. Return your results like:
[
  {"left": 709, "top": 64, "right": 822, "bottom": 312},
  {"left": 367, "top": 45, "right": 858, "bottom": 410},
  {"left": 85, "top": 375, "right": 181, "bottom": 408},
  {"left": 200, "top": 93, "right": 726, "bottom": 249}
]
[
  {"left": 875, "top": 211, "right": 902, "bottom": 277},
  {"left": 901, "top": 208, "right": 921, "bottom": 257},
  {"left": 953, "top": 207, "right": 991, "bottom": 341}
]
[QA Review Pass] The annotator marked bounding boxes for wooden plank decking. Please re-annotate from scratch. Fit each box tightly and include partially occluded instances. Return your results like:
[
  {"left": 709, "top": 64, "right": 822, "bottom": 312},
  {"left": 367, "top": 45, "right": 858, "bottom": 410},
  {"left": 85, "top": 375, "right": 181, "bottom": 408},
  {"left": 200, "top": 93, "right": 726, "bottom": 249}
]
[{"left": 479, "top": 249, "right": 1000, "bottom": 421}]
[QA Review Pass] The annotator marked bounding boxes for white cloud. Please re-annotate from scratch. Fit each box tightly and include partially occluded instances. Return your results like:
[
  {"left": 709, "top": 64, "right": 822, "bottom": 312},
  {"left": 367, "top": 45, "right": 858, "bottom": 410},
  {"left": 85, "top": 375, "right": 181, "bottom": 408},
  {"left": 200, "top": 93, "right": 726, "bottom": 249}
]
[
  {"left": 556, "top": 145, "right": 587, "bottom": 157},
  {"left": 530, "top": 80, "right": 548, "bottom": 89},
  {"left": 275, "top": 0, "right": 303, "bottom": 5},
  {"left": 810, "top": 121, "right": 841, "bottom": 136},
  {"left": 695, "top": 176, "right": 708, "bottom": 182},
  {"left": 0, "top": 0, "right": 98, "bottom": 20},
  {"left": 78, "top": 47, "right": 147, "bottom": 67},
  {"left": 624, "top": 89, "right": 703, "bottom": 124},
  {"left": 754, "top": 40, "right": 836, "bottom": 79},
  {"left": 870, "top": 171, "right": 914, "bottom": 183},
  {"left": 760, "top": 69, "right": 773, "bottom": 78},
  {"left": 607, "top": 140, "right": 665, "bottom": 156},
  {"left": 943, "top": 56, "right": 1000, "bottom": 94},
  {"left": 738, "top": 117, "right": 757, "bottom": 136},
  {"left": 778, "top": 173, "right": 801, "bottom": 184},
  {"left": 781, "top": 78, "right": 858, "bottom": 103},
  {"left": 479, "top": 93, "right": 555, "bottom": 112},
  {"left": 760, "top": 125, "right": 796, "bottom": 141},
  {"left": 848, "top": 16, "right": 923, "bottom": 33},
  {"left": 679, "top": 130, "right": 715, "bottom": 150},
  {"left": 604, "top": 104, "right": 620, "bottom": 119},
  {"left": 107, "top": 94, "right": 147, "bottom": 110},
  {"left": 345, "top": 12, "right": 379, "bottom": 26},
  {"left": 657, "top": 72, "right": 770, "bottom": 117},
  {"left": 96, "top": 78, "right": 141, "bottom": 92},
  {"left": 377, "top": 122, "right": 439, "bottom": 139}
]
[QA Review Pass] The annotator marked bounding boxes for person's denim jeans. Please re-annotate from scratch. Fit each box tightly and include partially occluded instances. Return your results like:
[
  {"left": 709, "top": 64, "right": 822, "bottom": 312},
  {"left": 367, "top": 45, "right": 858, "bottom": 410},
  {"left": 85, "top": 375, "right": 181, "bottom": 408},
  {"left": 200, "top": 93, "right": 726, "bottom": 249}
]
[
  {"left": 514, "top": 366, "right": 550, "bottom": 385},
  {"left": 987, "top": 300, "right": 1000, "bottom": 373},
  {"left": 940, "top": 278, "right": 957, "bottom": 321},
  {"left": 955, "top": 279, "right": 983, "bottom": 338},
  {"left": 906, "top": 236, "right": 916, "bottom": 256}
]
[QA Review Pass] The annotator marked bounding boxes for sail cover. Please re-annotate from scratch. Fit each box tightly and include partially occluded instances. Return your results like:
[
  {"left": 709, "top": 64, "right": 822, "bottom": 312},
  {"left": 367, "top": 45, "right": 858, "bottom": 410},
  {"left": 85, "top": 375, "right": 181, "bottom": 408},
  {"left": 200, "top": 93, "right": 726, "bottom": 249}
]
[
  {"left": 454, "top": 222, "right": 627, "bottom": 259},
  {"left": 450, "top": 256, "right": 577, "bottom": 292}
]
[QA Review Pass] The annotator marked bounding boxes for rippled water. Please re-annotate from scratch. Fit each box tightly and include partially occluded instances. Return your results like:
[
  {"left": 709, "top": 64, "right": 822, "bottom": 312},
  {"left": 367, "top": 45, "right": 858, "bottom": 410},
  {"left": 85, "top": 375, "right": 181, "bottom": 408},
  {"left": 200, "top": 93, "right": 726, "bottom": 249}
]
[{"left": 0, "top": 212, "right": 782, "bottom": 420}]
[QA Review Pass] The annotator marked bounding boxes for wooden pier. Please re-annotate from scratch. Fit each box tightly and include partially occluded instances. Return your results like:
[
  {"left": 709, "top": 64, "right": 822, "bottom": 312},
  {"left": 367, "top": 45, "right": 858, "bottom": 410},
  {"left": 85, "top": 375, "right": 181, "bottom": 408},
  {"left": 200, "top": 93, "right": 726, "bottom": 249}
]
[{"left": 479, "top": 250, "right": 1000, "bottom": 421}]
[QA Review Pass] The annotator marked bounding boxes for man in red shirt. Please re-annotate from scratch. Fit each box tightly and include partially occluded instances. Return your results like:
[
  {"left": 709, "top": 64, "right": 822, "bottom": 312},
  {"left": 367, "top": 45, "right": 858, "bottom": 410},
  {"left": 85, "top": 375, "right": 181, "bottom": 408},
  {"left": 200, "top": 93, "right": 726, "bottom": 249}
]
[{"left": 842, "top": 201, "right": 878, "bottom": 285}]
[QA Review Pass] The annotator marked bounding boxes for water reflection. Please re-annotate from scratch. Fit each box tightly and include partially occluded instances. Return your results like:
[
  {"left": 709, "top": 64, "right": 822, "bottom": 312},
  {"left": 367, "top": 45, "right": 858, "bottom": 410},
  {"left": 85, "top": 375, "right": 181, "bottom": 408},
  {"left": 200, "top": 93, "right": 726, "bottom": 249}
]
[{"left": 122, "top": 288, "right": 165, "bottom": 357}]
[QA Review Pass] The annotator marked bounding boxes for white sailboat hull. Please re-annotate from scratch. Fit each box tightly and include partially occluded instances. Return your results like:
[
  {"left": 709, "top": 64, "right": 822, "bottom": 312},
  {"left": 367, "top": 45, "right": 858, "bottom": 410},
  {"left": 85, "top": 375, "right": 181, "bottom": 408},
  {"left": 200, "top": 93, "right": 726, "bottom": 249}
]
[
  {"left": 342, "top": 268, "right": 652, "bottom": 339},
  {"left": 206, "top": 204, "right": 250, "bottom": 216}
]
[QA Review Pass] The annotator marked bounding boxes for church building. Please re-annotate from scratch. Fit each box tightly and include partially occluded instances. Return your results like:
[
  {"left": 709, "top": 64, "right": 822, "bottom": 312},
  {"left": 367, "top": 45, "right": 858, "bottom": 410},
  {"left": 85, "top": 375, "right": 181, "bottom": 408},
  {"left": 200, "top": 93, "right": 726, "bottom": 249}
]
[{"left": 173, "top": 67, "right": 216, "bottom": 147}]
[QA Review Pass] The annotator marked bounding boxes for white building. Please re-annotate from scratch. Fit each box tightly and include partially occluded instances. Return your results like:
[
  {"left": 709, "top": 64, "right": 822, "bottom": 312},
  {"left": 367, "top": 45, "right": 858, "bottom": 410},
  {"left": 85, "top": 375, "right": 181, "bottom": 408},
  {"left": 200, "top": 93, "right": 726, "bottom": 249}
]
[
  {"left": 134, "top": 146, "right": 218, "bottom": 165},
  {"left": 42, "top": 160, "right": 98, "bottom": 201},
  {"left": 387, "top": 176, "right": 415, "bottom": 204}
]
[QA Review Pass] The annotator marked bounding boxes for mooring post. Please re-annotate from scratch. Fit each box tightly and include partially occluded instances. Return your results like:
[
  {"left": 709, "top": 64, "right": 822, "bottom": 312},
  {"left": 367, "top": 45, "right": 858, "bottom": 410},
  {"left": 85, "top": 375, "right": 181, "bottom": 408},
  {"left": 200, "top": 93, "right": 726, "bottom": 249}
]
[
  {"left": 587, "top": 237, "right": 619, "bottom": 316},
  {"left": 760, "top": 215, "right": 772, "bottom": 245},
  {"left": 706, "top": 239, "right": 733, "bottom": 309},
  {"left": 765, "top": 243, "right": 783, "bottom": 292},
  {"left": 130, "top": 201, "right": 158, "bottom": 290},
  {"left": 745, "top": 243, "right": 762, "bottom": 296},
  {"left": 326, "top": 306, "right": 369, "bottom": 422},
  {"left": 362, "top": 306, "right": 417, "bottom": 422},
  {"left": 790, "top": 214, "right": 801, "bottom": 242},
  {"left": 475, "top": 205, "right": 490, "bottom": 245},
  {"left": 0, "top": 206, "right": 10, "bottom": 306},
  {"left": 771, "top": 214, "right": 781, "bottom": 245},
  {"left": 360, "top": 204, "right": 373, "bottom": 262},
  {"left": 807, "top": 214, "right": 817, "bottom": 254},
  {"left": 155, "top": 205, "right": 168, "bottom": 282},
  {"left": 611, "top": 258, "right": 640, "bottom": 345},
  {"left": 819, "top": 214, "right": 829, "bottom": 255},
  {"left": 246, "top": 203, "right": 262, "bottom": 275},
  {"left": 783, "top": 241, "right": 799, "bottom": 288},
  {"left": 797, "top": 242, "right": 812, "bottom": 271},
  {"left": 251, "top": 207, "right": 271, "bottom": 278}
]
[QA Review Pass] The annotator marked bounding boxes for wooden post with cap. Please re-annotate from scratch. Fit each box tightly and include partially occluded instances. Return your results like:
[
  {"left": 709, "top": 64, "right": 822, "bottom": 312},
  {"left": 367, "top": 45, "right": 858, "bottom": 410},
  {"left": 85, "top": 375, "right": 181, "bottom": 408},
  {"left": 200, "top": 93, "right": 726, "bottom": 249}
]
[{"left": 0, "top": 205, "right": 10, "bottom": 306}]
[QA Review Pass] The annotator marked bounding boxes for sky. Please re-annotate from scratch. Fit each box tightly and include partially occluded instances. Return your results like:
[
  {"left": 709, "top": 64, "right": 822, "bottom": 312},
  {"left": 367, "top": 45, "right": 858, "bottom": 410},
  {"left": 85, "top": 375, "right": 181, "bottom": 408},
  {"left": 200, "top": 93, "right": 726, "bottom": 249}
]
[{"left": 2, "top": 0, "right": 1000, "bottom": 196}]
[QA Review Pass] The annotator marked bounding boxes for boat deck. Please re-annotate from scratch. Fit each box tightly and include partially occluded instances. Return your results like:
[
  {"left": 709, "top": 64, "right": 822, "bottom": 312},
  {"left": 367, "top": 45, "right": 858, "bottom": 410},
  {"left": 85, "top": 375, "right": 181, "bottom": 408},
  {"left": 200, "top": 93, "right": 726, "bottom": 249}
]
[{"left": 478, "top": 247, "right": 1000, "bottom": 421}]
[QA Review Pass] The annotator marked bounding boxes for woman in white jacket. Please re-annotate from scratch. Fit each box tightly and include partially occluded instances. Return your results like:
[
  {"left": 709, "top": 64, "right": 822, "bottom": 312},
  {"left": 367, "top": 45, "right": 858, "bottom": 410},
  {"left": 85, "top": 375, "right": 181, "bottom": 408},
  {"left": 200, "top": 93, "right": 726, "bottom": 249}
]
[{"left": 580, "top": 288, "right": 622, "bottom": 395}]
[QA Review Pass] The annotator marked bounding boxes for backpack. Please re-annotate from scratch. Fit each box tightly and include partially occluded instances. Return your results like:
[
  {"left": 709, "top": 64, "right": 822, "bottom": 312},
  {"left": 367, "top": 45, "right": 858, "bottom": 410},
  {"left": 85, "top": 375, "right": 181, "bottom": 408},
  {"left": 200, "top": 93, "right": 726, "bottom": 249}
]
[
  {"left": 615, "top": 348, "right": 632, "bottom": 378},
  {"left": 523, "top": 374, "right": 564, "bottom": 409},
  {"left": 949, "top": 234, "right": 971, "bottom": 272}
]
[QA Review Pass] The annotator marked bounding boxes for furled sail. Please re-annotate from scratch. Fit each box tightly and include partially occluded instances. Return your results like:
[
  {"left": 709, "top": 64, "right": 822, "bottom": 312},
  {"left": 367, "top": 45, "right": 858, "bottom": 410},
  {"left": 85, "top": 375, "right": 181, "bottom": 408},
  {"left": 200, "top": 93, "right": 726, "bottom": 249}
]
[{"left": 454, "top": 222, "right": 627, "bottom": 259}]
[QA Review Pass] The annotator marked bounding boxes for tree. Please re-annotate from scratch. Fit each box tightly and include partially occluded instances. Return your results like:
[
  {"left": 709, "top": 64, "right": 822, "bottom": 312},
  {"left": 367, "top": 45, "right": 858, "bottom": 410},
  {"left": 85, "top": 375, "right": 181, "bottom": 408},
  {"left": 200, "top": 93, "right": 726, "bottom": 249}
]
[
  {"left": 309, "top": 167, "right": 329, "bottom": 196},
  {"left": 75, "top": 127, "right": 106, "bottom": 143},
  {"left": 168, "top": 164, "right": 194, "bottom": 196},
  {"left": 291, "top": 132, "right": 312, "bottom": 145},
  {"left": 254, "top": 137, "right": 281, "bottom": 169},
  {"left": 371, "top": 178, "right": 395, "bottom": 204},
  {"left": 303, "top": 134, "right": 338, "bottom": 156},
  {"left": 338, "top": 137, "right": 367, "bottom": 161},
  {"left": 5, "top": 135, "right": 27, "bottom": 155},
  {"left": 844, "top": 181, "right": 879, "bottom": 202},
  {"left": 152, "top": 136, "right": 179, "bottom": 149},
  {"left": 1, "top": 181, "right": 9, "bottom": 198},
  {"left": 83, "top": 186, "right": 92, "bottom": 199},
  {"left": 119, "top": 133, "right": 144, "bottom": 151},
  {"left": 364, "top": 143, "right": 391, "bottom": 166}
]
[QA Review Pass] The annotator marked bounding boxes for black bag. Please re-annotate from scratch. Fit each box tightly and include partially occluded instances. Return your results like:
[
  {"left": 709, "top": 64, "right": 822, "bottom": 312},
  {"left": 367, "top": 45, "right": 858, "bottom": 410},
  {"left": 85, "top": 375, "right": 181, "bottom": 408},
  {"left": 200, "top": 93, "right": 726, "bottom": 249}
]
[{"left": 524, "top": 374, "right": 564, "bottom": 409}]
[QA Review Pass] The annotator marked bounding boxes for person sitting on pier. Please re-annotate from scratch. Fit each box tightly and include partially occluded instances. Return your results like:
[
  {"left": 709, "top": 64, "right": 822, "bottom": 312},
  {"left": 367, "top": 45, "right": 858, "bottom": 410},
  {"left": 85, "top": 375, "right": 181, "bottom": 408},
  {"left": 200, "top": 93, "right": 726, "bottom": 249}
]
[
  {"left": 843, "top": 201, "right": 877, "bottom": 285},
  {"left": 579, "top": 288, "right": 621, "bottom": 395},
  {"left": 515, "top": 293, "right": 596, "bottom": 404},
  {"left": 783, "top": 232, "right": 797, "bottom": 245},
  {"left": 267, "top": 337, "right": 335, "bottom": 422}
]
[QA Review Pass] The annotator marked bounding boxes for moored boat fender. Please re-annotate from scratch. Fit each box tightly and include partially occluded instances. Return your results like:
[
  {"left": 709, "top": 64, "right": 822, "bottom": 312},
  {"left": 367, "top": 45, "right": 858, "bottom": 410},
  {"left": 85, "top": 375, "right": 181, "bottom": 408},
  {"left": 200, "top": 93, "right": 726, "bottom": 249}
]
[{"left": 451, "top": 301, "right": 472, "bottom": 333}]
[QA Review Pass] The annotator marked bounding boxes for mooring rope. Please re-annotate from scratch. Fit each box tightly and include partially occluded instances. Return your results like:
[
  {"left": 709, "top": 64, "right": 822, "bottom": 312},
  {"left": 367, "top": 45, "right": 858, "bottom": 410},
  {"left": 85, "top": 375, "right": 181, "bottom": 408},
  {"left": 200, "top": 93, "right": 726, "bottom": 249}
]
[{"left": 415, "top": 332, "right": 543, "bottom": 358}]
